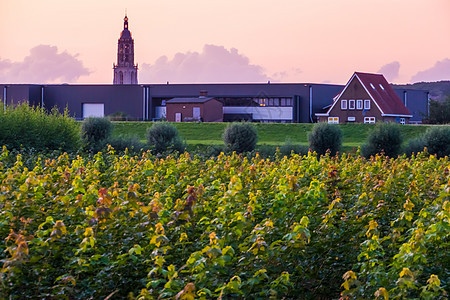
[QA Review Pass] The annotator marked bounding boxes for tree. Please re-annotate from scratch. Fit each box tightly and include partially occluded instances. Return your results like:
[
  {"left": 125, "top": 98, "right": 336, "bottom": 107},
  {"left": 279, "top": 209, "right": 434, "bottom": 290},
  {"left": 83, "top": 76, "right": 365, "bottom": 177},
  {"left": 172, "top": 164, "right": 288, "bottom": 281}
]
[{"left": 425, "top": 96, "right": 450, "bottom": 124}]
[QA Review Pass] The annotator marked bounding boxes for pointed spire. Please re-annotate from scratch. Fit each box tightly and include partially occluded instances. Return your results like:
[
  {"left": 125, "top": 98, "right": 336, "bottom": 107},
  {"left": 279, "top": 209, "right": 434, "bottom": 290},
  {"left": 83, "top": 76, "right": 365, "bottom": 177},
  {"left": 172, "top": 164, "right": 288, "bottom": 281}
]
[{"left": 124, "top": 9, "right": 128, "bottom": 29}]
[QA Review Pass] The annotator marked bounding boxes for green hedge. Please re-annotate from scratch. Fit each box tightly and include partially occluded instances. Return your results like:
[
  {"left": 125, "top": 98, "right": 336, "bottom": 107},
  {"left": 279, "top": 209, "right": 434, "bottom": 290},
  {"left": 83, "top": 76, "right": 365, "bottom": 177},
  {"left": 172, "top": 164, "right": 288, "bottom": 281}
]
[{"left": 0, "top": 103, "right": 80, "bottom": 152}]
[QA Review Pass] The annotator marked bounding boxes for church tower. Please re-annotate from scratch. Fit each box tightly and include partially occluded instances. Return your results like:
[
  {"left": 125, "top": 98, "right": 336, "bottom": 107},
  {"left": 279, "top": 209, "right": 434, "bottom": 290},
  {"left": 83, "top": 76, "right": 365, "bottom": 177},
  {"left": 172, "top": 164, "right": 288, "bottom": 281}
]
[{"left": 113, "top": 13, "right": 138, "bottom": 84}]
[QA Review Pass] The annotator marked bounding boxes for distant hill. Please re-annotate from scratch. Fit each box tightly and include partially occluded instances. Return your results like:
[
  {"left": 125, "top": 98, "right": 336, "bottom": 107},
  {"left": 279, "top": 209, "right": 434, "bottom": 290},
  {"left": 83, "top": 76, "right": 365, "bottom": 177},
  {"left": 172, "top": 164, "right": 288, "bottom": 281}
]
[{"left": 393, "top": 81, "right": 450, "bottom": 102}]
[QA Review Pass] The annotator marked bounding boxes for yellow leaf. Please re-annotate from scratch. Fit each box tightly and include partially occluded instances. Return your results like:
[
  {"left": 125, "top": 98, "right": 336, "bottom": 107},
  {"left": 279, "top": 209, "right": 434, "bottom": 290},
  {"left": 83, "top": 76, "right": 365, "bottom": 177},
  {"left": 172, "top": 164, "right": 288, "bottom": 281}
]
[
  {"left": 374, "top": 287, "right": 389, "bottom": 300},
  {"left": 403, "top": 199, "right": 414, "bottom": 211},
  {"left": 427, "top": 274, "right": 440, "bottom": 286},
  {"left": 179, "top": 232, "right": 188, "bottom": 242},
  {"left": 399, "top": 268, "right": 413, "bottom": 278},
  {"left": 343, "top": 270, "right": 357, "bottom": 281},
  {"left": 84, "top": 227, "right": 93, "bottom": 237}
]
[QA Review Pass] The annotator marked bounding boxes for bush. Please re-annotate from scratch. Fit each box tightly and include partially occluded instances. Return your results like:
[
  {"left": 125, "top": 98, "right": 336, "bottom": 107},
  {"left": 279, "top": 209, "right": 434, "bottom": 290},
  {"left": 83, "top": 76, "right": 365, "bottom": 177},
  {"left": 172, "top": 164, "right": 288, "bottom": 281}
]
[
  {"left": 223, "top": 122, "right": 258, "bottom": 153},
  {"left": 0, "top": 102, "right": 80, "bottom": 151},
  {"left": 403, "top": 137, "right": 426, "bottom": 156},
  {"left": 108, "top": 111, "right": 128, "bottom": 121},
  {"left": 81, "top": 117, "right": 112, "bottom": 152},
  {"left": 107, "top": 135, "right": 145, "bottom": 153},
  {"left": 308, "top": 123, "right": 342, "bottom": 156},
  {"left": 422, "top": 126, "right": 450, "bottom": 158},
  {"left": 361, "top": 122, "right": 402, "bottom": 158},
  {"left": 146, "top": 122, "right": 185, "bottom": 154}
]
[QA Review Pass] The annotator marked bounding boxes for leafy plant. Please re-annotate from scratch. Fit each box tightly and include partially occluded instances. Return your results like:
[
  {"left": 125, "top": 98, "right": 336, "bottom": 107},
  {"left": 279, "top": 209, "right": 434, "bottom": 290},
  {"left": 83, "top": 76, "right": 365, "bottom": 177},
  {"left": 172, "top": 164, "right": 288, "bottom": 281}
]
[
  {"left": 361, "top": 122, "right": 402, "bottom": 157},
  {"left": 0, "top": 102, "right": 80, "bottom": 152},
  {"left": 422, "top": 126, "right": 450, "bottom": 158},
  {"left": 108, "top": 111, "right": 128, "bottom": 121},
  {"left": 223, "top": 122, "right": 258, "bottom": 153},
  {"left": 0, "top": 147, "right": 448, "bottom": 299},
  {"left": 308, "top": 122, "right": 342, "bottom": 156},
  {"left": 280, "top": 139, "right": 309, "bottom": 157},
  {"left": 146, "top": 122, "right": 185, "bottom": 154},
  {"left": 107, "top": 135, "right": 144, "bottom": 153},
  {"left": 81, "top": 117, "right": 112, "bottom": 152},
  {"left": 403, "top": 137, "right": 426, "bottom": 156}
]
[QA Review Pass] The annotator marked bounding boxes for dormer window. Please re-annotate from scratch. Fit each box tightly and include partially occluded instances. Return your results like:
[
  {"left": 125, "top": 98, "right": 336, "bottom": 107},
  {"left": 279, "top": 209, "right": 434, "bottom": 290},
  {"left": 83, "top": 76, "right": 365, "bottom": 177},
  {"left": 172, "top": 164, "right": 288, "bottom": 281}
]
[
  {"left": 341, "top": 99, "right": 347, "bottom": 110},
  {"left": 379, "top": 84, "right": 385, "bottom": 90},
  {"left": 370, "top": 83, "right": 375, "bottom": 89}
]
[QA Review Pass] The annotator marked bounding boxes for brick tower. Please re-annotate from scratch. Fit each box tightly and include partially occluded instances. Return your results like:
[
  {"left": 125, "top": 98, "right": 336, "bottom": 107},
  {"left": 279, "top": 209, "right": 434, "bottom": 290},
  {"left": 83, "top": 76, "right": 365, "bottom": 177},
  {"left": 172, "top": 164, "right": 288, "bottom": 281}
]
[{"left": 113, "top": 13, "right": 138, "bottom": 84}]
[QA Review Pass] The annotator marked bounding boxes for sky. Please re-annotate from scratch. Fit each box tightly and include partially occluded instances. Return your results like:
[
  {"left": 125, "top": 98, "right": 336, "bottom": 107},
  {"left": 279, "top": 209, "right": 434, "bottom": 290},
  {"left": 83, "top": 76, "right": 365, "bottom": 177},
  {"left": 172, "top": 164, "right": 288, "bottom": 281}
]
[{"left": 0, "top": 0, "right": 449, "bottom": 85}]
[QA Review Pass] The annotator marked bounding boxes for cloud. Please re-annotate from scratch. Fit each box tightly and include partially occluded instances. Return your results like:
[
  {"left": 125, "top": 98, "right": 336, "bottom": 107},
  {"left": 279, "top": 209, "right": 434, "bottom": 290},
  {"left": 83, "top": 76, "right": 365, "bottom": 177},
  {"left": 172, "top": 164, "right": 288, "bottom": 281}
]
[
  {"left": 0, "top": 45, "right": 90, "bottom": 83},
  {"left": 377, "top": 61, "right": 400, "bottom": 82},
  {"left": 270, "top": 68, "right": 302, "bottom": 82},
  {"left": 410, "top": 58, "right": 450, "bottom": 83},
  {"left": 140, "top": 44, "right": 270, "bottom": 83}
]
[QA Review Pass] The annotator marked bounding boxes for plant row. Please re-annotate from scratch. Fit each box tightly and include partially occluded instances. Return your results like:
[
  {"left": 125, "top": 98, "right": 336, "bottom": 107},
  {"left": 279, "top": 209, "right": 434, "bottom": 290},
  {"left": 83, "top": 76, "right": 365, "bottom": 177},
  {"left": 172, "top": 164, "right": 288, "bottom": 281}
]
[{"left": 0, "top": 147, "right": 448, "bottom": 299}]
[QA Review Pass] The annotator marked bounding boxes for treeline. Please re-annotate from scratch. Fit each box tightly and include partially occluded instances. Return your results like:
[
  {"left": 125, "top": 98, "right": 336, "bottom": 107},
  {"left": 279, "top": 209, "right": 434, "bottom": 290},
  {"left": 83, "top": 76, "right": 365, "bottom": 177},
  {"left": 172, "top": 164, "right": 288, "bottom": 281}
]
[{"left": 394, "top": 80, "right": 450, "bottom": 102}]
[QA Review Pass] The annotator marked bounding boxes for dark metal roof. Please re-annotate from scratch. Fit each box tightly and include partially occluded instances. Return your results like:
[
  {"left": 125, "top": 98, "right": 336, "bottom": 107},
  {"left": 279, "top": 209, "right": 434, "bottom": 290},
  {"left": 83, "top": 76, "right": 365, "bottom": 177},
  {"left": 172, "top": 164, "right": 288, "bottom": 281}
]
[
  {"left": 166, "top": 97, "right": 216, "bottom": 104},
  {"left": 355, "top": 72, "right": 412, "bottom": 116}
]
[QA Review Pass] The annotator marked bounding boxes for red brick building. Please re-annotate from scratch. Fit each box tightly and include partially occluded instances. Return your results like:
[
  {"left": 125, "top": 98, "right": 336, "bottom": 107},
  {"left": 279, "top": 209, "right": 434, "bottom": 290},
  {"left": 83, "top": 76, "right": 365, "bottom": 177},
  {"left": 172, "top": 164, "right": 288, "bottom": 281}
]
[
  {"left": 166, "top": 92, "right": 223, "bottom": 122},
  {"left": 316, "top": 72, "right": 412, "bottom": 124}
]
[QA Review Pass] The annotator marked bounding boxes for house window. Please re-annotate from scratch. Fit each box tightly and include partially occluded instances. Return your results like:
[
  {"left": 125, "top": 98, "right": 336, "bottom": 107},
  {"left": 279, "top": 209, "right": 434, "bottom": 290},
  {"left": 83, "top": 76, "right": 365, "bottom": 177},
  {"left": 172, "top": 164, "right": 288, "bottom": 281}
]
[
  {"left": 349, "top": 100, "right": 355, "bottom": 110},
  {"left": 357, "top": 99, "right": 363, "bottom": 110},
  {"left": 370, "top": 83, "right": 375, "bottom": 89},
  {"left": 364, "top": 117, "right": 376, "bottom": 124},
  {"left": 400, "top": 118, "right": 405, "bottom": 125},
  {"left": 379, "top": 84, "right": 385, "bottom": 91},
  {"left": 364, "top": 100, "right": 371, "bottom": 110},
  {"left": 347, "top": 116, "right": 356, "bottom": 122},
  {"left": 328, "top": 117, "right": 339, "bottom": 124},
  {"left": 341, "top": 100, "right": 347, "bottom": 110}
]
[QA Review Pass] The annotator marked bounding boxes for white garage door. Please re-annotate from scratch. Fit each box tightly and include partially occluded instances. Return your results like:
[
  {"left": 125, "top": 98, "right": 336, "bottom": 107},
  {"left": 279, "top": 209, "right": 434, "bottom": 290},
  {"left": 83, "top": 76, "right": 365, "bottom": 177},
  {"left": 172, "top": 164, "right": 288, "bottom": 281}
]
[{"left": 83, "top": 103, "right": 104, "bottom": 118}]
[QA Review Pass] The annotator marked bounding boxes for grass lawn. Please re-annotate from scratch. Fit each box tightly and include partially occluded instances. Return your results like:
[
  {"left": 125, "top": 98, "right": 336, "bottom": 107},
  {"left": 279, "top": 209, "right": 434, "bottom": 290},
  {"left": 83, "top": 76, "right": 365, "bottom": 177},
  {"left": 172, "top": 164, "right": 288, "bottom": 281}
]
[{"left": 110, "top": 121, "right": 433, "bottom": 149}]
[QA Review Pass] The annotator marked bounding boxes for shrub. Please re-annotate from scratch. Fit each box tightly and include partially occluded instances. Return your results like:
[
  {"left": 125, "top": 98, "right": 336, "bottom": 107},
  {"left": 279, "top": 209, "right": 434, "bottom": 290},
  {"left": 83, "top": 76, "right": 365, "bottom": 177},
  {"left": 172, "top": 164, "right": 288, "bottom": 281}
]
[
  {"left": 108, "top": 111, "right": 128, "bottom": 121},
  {"left": 361, "top": 122, "right": 402, "bottom": 158},
  {"left": 81, "top": 117, "right": 112, "bottom": 152},
  {"left": 308, "top": 122, "right": 342, "bottom": 156},
  {"left": 0, "top": 102, "right": 80, "bottom": 151},
  {"left": 146, "top": 122, "right": 185, "bottom": 154},
  {"left": 422, "top": 126, "right": 450, "bottom": 158},
  {"left": 107, "top": 135, "right": 145, "bottom": 153},
  {"left": 403, "top": 137, "right": 426, "bottom": 156},
  {"left": 223, "top": 122, "right": 258, "bottom": 153}
]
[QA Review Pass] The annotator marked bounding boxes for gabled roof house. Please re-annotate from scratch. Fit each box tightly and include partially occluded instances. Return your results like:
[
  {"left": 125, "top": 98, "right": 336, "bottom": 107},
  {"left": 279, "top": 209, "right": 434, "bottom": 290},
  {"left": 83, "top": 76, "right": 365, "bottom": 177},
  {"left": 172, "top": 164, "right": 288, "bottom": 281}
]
[{"left": 316, "top": 72, "right": 412, "bottom": 124}]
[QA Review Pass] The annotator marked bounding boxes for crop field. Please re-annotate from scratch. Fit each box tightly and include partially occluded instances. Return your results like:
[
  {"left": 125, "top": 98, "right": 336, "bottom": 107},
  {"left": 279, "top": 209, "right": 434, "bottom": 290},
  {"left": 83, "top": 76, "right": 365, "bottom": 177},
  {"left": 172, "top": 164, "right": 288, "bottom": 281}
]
[{"left": 0, "top": 146, "right": 448, "bottom": 299}]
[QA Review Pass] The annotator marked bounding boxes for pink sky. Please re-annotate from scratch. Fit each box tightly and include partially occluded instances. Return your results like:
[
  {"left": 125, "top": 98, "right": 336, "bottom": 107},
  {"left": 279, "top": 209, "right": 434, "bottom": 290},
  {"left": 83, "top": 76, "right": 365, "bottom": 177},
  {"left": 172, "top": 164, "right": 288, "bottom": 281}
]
[{"left": 1, "top": 0, "right": 449, "bottom": 85}]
